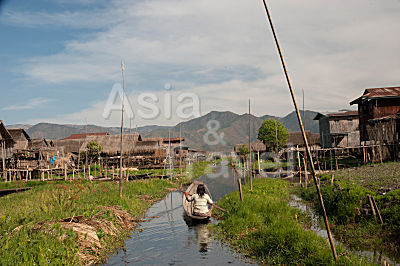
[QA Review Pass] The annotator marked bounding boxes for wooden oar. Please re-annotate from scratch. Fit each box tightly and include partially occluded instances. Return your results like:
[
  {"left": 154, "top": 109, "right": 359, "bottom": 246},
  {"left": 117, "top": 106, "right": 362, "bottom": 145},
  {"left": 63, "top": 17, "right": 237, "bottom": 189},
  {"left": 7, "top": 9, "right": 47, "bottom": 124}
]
[
  {"left": 212, "top": 204, "right": 227, "bottom": 212},
  {"left": 181, "top": 191, "right": 227, "bottom": 212}
]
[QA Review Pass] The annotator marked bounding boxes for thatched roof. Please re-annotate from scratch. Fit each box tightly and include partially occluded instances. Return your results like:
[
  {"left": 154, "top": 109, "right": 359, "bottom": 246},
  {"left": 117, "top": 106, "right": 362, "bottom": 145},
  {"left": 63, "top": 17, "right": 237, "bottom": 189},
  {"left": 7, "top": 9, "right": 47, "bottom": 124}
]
[
  {"left": 288, "top": 131, "right": 320, "bottom": 146},
  {"left": 0, "top": 120, "right": 14, "bottom": 143},
  {"left": 28, "top": 138, "right": 50, "bottom": 150},
  {"left": 8, "top": 128, "right": 31, "bottom": 142},
  {"left": 234, "top": 140, "right": 266, "bottom": 153},
  {"left": 53, "top": 139, "right": 82, "bottom": 154},
  {"left": 162, "top": 137, "right": 184, "bottom": 143},
  {"left": 80, "top": 134, "right": 152, "bottom": 155}
]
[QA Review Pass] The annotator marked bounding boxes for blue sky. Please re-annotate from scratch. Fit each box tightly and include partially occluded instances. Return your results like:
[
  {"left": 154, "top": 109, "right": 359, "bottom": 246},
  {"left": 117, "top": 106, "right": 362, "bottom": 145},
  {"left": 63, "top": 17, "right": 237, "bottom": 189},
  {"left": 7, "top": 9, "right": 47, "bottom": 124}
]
[{"left": 1, "top": 0, "right": 399, "bottom": 127}]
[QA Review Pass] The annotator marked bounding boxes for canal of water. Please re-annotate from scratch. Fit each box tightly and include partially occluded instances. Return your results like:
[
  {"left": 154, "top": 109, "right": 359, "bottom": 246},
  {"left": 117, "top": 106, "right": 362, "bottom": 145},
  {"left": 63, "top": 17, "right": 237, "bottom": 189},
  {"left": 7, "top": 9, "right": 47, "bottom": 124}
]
[
  {"left": 108, "top": 162, "right": 399, "bottom": 265},
  {"left": 108, "top": 164, "right": 253, "bottom": 265}
]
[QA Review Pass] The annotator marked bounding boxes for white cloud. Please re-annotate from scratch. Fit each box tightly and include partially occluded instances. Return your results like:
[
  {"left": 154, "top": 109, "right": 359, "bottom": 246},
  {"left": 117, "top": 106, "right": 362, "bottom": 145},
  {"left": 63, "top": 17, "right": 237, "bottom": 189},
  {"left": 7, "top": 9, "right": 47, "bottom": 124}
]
[
  {"left": 2, "top": 97, "right": 52, "bottom": 111},
  {"left": 5, "top": 0, "right": 400, "bottom": 125}
]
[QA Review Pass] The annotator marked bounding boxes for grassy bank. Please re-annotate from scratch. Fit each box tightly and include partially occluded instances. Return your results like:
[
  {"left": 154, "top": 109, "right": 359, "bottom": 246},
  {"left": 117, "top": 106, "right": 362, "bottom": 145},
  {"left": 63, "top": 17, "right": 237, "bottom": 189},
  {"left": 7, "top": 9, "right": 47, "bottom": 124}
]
[
  {"left": 297, "top": 162, "right": 400, "bottom": 261},
  {"left": 0, "top": 161, "right": 212, "bottom": 265},
  {"left": 213, "top": 178, "right": 367, "bottom": 265}
]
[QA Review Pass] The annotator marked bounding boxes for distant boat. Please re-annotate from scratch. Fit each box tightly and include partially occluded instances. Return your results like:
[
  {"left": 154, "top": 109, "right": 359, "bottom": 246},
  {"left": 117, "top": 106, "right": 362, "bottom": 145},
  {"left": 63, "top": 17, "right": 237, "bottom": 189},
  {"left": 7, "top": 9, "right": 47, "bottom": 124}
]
[{"left": 182, "top": 180, "right": 213, "bottom": 221}]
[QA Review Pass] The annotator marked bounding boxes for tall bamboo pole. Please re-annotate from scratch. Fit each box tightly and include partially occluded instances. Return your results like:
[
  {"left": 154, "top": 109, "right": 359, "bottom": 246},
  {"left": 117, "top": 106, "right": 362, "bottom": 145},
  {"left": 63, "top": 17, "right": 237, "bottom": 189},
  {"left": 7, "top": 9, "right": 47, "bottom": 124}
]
[
  {"left": 261, "top": 0, "right": 337, "bottom": 260},
  {"left": 248, "top": 99, "right": 252, "bottom": 190},
  {"left": 180, "top": 125, "right": 183, "bottom": 175},
  {"left": 119, "top": 61, "right": 125, "bottom": 198}
]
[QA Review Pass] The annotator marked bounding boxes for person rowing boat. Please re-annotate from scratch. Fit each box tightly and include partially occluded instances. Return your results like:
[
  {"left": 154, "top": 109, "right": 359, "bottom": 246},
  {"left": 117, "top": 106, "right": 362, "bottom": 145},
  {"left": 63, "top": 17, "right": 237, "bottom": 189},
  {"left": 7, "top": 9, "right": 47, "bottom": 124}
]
[{"left": 184, "top": 183, "right": 213, "bottom": 217}]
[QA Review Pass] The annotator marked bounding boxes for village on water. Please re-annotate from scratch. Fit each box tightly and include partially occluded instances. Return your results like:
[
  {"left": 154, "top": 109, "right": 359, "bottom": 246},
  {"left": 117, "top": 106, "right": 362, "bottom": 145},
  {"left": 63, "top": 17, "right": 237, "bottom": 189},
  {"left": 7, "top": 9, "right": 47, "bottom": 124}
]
[{"left": 1, "top": 0, "right": 399, "bottom": 265}]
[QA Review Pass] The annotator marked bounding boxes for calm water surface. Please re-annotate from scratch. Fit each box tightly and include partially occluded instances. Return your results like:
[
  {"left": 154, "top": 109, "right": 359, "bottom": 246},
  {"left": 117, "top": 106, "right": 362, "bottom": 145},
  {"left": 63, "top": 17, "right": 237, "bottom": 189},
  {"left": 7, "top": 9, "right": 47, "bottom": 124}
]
[{"left": 108, "top": 164, "right": 253, "bottom": 265}]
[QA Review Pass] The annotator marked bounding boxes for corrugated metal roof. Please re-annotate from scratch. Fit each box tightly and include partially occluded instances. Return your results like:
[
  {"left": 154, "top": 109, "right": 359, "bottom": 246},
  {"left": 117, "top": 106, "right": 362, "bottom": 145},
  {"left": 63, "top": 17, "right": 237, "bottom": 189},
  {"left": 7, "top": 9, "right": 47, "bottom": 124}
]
[
  {"left": 364, "top": 87, "right": 400, "bottom": 97},
  {"left": 326, "top": 111, "right": 358, "bottom": 117},
  {"left": 314, "top": 111, "right": 358, "bottom": 120},
  {"left": 350, "top": 86, "right": 400, "bottom": 105}
]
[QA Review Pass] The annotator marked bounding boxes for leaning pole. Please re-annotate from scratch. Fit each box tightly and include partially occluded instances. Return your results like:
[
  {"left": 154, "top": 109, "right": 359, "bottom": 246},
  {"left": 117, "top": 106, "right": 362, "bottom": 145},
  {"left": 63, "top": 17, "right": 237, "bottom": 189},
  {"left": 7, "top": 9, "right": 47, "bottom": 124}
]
[{"left": 260, "top": 0, "right": 337, "bottom": 260}]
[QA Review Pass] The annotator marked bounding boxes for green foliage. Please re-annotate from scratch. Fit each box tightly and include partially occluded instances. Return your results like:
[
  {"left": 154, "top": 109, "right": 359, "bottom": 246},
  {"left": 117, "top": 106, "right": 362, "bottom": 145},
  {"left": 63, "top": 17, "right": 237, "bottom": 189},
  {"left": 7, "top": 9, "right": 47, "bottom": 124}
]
[
  {"left": 237, "top": 145, "right": 249, "bottom": 157},
  {"left": 86, "top": 141, "right": 103, "bottom": 164},
  {"left": 257, "top": 119, "right": 288, "bottom": 153},
  {"left": 214, "top": 179, "right": 365, "bottom": 265},
  {"left": 297, "top": 166, "right": 400, "bottom": 259},
  {"left": 298, "top": 181, "right": 373, "bottom": 224}
]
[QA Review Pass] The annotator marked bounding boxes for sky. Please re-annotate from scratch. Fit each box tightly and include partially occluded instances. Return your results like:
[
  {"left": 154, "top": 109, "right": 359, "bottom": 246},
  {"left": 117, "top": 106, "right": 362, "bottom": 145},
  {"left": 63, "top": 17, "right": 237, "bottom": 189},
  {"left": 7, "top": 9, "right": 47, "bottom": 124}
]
[{"left": 0, "top": 0, "right": 399, "bottom": 127}]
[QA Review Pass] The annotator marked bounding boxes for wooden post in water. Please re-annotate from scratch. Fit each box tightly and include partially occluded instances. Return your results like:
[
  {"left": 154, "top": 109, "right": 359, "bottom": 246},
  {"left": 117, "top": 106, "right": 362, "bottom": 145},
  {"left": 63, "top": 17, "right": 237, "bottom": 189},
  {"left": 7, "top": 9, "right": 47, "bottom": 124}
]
[
  {"left": 303, "top": 157, "right": 308, "bottom": 188},
  {"left": 296, "top": 146, "right": 301, "bottom": 185},
  {"left": 260, "top": 0, "right": 337, "bottom": 259}
]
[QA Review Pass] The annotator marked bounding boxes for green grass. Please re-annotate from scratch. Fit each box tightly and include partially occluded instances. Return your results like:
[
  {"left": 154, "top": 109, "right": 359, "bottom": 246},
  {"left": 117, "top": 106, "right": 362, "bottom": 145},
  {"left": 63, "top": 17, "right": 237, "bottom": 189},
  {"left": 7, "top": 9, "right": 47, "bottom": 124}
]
[
  {"left": 213, "top": 178, "right": 369, "bottom": 265},
  {"left": 327, "top": 161, "right": 400, "bottom": 193},
  {"left": 296, "top": 162, "right": 400, "bottom": 262},
  {"left": 0, "top": 179, "right": 176, "bottom": 265},
  {"left": 0, "top": 160, "right": 213, "bottom": 265}
]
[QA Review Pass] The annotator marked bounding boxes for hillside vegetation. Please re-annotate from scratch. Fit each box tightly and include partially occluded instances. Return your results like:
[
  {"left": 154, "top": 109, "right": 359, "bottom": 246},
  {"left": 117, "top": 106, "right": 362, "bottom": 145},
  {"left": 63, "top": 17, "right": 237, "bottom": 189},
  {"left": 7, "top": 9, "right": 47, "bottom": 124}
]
[{"left": 20, "top": 110, "right": 319, "bottom": 151}]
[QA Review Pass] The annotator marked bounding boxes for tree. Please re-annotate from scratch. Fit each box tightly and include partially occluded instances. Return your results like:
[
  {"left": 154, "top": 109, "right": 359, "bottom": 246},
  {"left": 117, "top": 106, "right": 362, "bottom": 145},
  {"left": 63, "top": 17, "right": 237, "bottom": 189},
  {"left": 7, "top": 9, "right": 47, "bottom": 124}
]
[
  {"left": 86, "top": 141, "right": 103, "bottom": 164},
  {"left": 258, "top": 119, "right": 288, "bottom": 153},
  {"left": 237, "top": 145, "right": 249, "bottom": 161}
]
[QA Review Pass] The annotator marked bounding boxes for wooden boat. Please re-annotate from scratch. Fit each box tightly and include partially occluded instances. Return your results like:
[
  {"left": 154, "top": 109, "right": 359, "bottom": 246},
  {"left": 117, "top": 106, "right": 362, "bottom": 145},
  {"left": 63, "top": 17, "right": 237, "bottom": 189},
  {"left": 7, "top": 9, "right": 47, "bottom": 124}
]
[{"left": 182, "top": 180, "right": 213, "bottom": 220}]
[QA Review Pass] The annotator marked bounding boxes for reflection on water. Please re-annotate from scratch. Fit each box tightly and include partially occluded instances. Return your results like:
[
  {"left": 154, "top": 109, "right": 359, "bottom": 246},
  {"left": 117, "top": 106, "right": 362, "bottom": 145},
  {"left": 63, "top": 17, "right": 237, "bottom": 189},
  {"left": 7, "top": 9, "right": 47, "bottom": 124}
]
[{"left": 108, "top": 165, "right": 252, "bottom": 265}]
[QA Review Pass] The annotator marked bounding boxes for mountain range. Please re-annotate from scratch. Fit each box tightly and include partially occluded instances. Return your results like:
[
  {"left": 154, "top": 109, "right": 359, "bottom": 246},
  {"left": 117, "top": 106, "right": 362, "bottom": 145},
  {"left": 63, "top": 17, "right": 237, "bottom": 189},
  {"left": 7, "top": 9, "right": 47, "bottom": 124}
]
[{"left": 8, "top": 110, "right": 319, "bottom": 152}]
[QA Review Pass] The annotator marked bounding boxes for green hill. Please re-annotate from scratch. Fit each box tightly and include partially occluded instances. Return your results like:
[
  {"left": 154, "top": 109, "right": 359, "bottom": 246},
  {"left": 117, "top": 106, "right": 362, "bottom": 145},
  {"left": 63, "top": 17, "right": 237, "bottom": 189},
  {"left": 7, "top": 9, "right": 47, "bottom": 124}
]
[{"left": 21, "top": 110, "right": 320, "bottom": 151}]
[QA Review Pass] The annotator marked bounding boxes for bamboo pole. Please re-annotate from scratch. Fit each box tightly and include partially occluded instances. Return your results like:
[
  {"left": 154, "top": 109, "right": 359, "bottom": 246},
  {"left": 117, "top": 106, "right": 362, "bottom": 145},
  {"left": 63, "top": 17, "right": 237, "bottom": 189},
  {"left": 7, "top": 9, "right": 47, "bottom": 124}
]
[
  {"left": 237, "top": 177, "right": 243, "bottom": 202},
  {"left": 296, "top": 145, "right": 301, "bottom": 185},
  {"left": 257, "top": 151, "right": 261, "bottom": 176},
  {"left": 119, "top": 61, "right": 125, "bottom": 198},
  {"left": 260, "top": 0, "right": 337, "bottom": 259},
  {"left": 303, "top": 157, "right": 308, "bottom": 188},
  {"left": 64, "top": 164, "right": 67, "bottom": 181},
  {"left": 334, "top": 149, "right": 338, "bottom": 170},
  {"left": 2, "top": 141, "right": 6, "bottom": 181},
  {"left": 368, "top": 195, "right": 377, "bottom": 223},
  {"left": 371, "top": 196, "right": 383, "bottom": 224},
  {"left": 249, "top": 99, "right": 252, "bottom": 190}
]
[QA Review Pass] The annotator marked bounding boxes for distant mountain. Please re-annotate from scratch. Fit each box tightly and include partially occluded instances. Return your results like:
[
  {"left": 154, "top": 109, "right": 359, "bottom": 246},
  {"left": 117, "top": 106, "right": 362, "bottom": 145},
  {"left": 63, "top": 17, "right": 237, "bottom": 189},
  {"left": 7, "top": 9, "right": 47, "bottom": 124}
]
[
  {"left": 25, "top": 123, "right": 166, "bottom": 140},
  {"left": 280, "top": 110, "right": 319, "bottom": 133},
  {"left": 19, "top": 110, "right": 320, "bottom": 151},
  {"left": 6, "top": 124, "right": 32, "bottom": 130}
]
